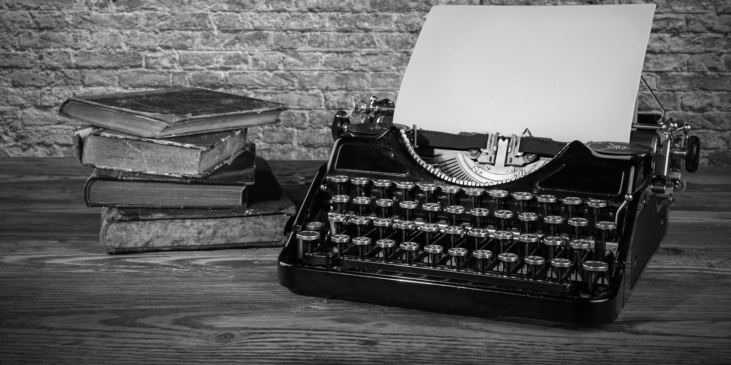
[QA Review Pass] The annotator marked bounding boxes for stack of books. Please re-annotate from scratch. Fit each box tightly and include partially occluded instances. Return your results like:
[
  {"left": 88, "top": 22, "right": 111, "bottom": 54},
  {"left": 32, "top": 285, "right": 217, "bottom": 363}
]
[{"left": 60, "top": 88, "right": 295, "bottom": 254}]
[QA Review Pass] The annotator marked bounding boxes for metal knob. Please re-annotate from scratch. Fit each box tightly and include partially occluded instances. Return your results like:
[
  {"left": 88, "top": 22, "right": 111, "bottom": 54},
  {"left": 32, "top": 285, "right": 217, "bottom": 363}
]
[
  {"left": 448, "top": 247, "right": 469, "bottom": 270},
  {"left": 473, "top": 249, "right": 493, "bottom": 272},
  {"left": 423, "top": 244, "right": 443, "bottom": 267},
  {"left": 524, "top": 255, "right": 545, "bottom": 279},
  {"left": 376, "top": 238, "right": 397, "bottom": 261},
  {"left": 582, "top": 260, "right": 609, "bottom": 293},
  {"left": 400, "top": 241, "right": 419, "bottom": 263}
]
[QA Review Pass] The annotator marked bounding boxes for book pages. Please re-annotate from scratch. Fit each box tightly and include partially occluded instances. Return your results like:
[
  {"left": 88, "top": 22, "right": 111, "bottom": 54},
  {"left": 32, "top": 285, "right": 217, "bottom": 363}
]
[{"left": 393, "top": 5, "right": 656, "bottom": 143}]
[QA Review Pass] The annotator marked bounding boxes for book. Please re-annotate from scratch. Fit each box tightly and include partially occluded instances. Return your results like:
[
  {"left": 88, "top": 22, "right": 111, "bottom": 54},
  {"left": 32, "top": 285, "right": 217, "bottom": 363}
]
[
  {"left": 60, "top": 88, "right": 287, "bottom": 138},
  {"left": 98, "top": 157, "right": 296, "bottom": 254},
  {"left": 76, "top": 128, "right": 249, "bottom": 178},
  {"left": 84, "top": 147, "right": 256, "bottom": 209}
]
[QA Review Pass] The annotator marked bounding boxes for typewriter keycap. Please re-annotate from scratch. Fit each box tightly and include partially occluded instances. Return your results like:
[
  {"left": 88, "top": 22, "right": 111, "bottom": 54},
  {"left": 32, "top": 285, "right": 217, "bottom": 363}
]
[
  {"left": 493, "top": 230, "right": 513, "bottom": 255},
  {"left": 550, "top": 258, "right": 573, "bottom": 283},
  {"left": 328, "top": 213, "right": 348, "bottom": 235},
  {"left": 445, "top": 205, "right": 466, "bottom": 225},
  {"left": 473, "top": 249, "right": 493, "bottom": 272},
  {"left": 498, "top": 252, "right": 519, "bottom": 276},
  {"left": 512, "top": 191, "right": 534, "bottom": 213},
  {"left": 587, "top": 198, "right": 607, "bottom": 226},
  {"left": 445, "top": 225, "right": 463, "bottom": 248},
  {"left": 332, "top": 194, "right": 350, "bottom": 214},
  {"left": 424, "top": 244, "right": 444, "bottom": 267},
  {"left": 421, "top": 202, "right": 442, "bottom": 223},
  {"left": 595, "top": 221, "right": 617, "bottom": 261},
  {"left": 464, "top": 188, "right": 485, "bottom": 209},
  {"left": 373, "top": 179, "right": 393, "bottom": 198},
  {"left": 376, "top": 238, "right": 397, "bottom": 261},
  {"left": 399, "top": 200, "right": 418, "bottom": 221},
  {"left": 470, "top": 207, "right": 490, "bottom": 228},
  {"left": 582, "top": 260, "right": 609, "bottom": 293},
  {"left": 352, "top": 196, "right": 371, "bottom": 216},
  {"left": 395, "top": 181, "right": 416, "bottom": 201},
  {"left": 441, "top": 185, "right": 462, "bottom": 206},
  {"left": 544, "top": 215, "right": 564, "bottom": 236},
  {"left": 305, "top": 221, "right": 326, "bottom": 246},
  {"left": 537, "top": 194, "right": 557, "bottom": 217},
  {"left": 331, "top": 233, "right": 351, "bottom": 254},
  {"left": 494, "top": 209, "right": 514, "bottom": 231},
  {"left": 418, "top": 183, "right": 439, "bottom": 203},
  {"left": 296, "top": 230, "right": 320, "bottom": 261},
  {"left": 562, "top": 197, "right": 582, "bottom": 219},
  {"left": 488, "top": 189, "right": 509, "bottom": 210},
  {"left": 468, "top": 227, "right": 490, "bottom": 251},
  {"left": 569, "top": 238, "right": 591, "bottom": 280},
  {"left": 397, "top": 220, "right": 416, "bottom": 243},
  {"left": 352, "top": 236, "right": 372, "bottom": 259},
  {"left": 351, "top": 215, "right": 371, "bottom": 237},
  {"left": 518, "top": 212, "right": 539, "bottom": 233},
  {"left": 524, "top": 255, "right": 545, "bottom": 279},
  {"left": 543, "top": 235, "right": 565, "bottom": 272},
  {"left": 419, "top": 223, "right": 440, "bottom": 243},
  {"left": 400, "top": 241, "right": 420, "bottom": 263},
  {"left": 375, "top": 198, "right": 394, "bottom": 218},
  {"left": 568, "top": 217, "right": 589, "bottom": 239},
  {"left": 372, "top": 218, "right": 392, "bottom": 239},
  {"left": 351, "top": 177, "right": 370, "bottom": 196},
  {"left": 448, "top": 247, "right": 469, "bottom": 270},
  {"left": 330, "top": 175, "right": 350, "bottom": 195},
  {"left": 519, "top": 233, "right": 541, "bottom": 258}
]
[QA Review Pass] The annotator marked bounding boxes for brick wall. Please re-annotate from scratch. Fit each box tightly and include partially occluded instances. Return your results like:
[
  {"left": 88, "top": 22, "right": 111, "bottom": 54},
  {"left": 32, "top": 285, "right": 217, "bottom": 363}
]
[{"left": 0, "top": 0, "right": 729, "bottom": 165}]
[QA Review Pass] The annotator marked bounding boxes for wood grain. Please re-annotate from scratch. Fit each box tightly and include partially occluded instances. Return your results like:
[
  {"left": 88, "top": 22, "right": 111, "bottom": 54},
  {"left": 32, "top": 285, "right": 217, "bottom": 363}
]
[{"left": 1, "top": 158, "right": 730, "bottom": 364}]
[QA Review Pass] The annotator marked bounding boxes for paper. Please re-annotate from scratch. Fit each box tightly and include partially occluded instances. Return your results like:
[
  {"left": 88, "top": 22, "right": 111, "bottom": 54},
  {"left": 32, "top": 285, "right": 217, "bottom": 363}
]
[{"left": 393, "top": 5, "right": 655, "bottom": 143}]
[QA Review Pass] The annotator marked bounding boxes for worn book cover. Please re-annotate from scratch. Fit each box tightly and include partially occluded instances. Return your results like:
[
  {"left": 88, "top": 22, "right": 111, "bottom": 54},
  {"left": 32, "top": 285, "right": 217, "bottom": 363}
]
[
  {"left": 60, "top": 88, "right": 287, "bottom": 138},
  {"left": 98, "top": 157, "right": 296, "bottom": 254},
  {"left": 76, "top": 127, "right": 249, "bottom": 178},
  {"left": 85, "top": 147, "right": 256, "bottom": 209}
]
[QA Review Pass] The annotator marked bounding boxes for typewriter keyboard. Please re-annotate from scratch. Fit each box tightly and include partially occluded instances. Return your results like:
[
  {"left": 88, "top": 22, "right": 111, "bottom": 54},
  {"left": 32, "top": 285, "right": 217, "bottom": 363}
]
[{"left": 294, "top": 175, "right": 621, "bottom": 297}]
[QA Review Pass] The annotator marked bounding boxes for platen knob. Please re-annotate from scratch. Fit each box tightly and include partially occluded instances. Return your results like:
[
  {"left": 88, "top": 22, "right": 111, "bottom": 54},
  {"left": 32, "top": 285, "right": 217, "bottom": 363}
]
[{"left": 686, "top": 135, "right": 700, "bottom": 173}]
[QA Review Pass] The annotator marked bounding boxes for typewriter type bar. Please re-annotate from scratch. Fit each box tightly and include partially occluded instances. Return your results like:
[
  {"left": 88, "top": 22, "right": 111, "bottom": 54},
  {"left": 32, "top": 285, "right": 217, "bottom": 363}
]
[{"left": 279, "top": 99, "right": 699, "bottom": 325}]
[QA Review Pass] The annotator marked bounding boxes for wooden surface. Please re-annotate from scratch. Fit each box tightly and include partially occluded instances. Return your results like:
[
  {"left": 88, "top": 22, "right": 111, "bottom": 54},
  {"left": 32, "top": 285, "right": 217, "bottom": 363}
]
[{"left": 1, "top": 158, "right": 730, "bottom": 364}]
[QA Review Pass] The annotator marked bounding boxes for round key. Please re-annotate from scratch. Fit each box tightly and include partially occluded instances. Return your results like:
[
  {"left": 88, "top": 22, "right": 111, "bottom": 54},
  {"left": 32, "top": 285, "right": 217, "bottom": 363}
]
[
  {"left": 587, "top": 199, "right": 607, "bottom": 209},
  {"left": 543, "top": 235, "right": 564, "bottom": 247},
  {"left": 352, "top": 236, "right": 372, "bottom": 259},
  {"left": 543, "top": 215, "right": 564, "bottom": 236},
  {"left": 441, "top": 185, "right": 461, "bottom": 206},
  {"left": 445, "top": 225, "right": 463, "bottom": 248},
  {"left": 399, "top": 200, "right": 418, "bottom": 221},
  {"left": 596, "top": 221, "right": 617, "bottom": 230},
  {"left": 331, "top": 233, "right": 350, "bottom": 253},
  {"left": 493, "top": 230, "right": 513, "bottom": 255},
  {"left": 498, "top": 252, "right": 519, "bottom": 276},
  {"left": 448, "top": 247, "right": 469, "bottom": 270},
  {"left": 551, "top": 257, "right": 573, "bottom": 283},
  {"left": 467, "top": 227, "right": 489, "bottom": 251},
  {"left": 418, "top": 183, "right": 439, "bottom": 203},
  {"left": 595, "top": 221, "right": 616, "bottom": 261},
  {"left": 400, "top": 241, "right": 420, "bottom": 261},
  {"left": 489, "top": 189, "right": 509, "bottom": 198},
  {"left": 423, "top": 244, "right": 443, "bottom": 267},
  {"left": 473, "top": 249, "right": 493, "bottom": 272},
  {"left": 375, "top": 198, "right": 394, "bottom": 218},
  {"left": 376, "top": 238, "right": 397, "bottom": 261},
  {"left": 537, "top": 194, "right": 557, "bottom": 218},
  {"left": 562, "top": 196, "right": 582, "bottom": 219},
  {"left": 397, "top": 220, "right": 416, "bottom": 243},
  {"left": 352, "top": 196, "right": 371, "bottom": 216},
  {"left": 494, "top": 209, "right": 514, "bottom": 230},
  {"left": 583, "top": 260, "right": 609, "bottom": 293},
  {"left": 395, "top": 181, "right": 415, "bottom": 200},
  {"left": 331, "top": 194, "right": 350, "bottom": 213},
  {"left": 419, "top": 223, "right": 440, "bottom": 243},
  {"left": 518, "top": 211, "right": 539, "bottom": 234},
  {"left": 328, "top": 213, "right": 347, "bottom": 234},
  {"left": 296, "top": 230, "right": 319, "bottom": 261},
  {"left": 512, "top": 191, "right": 533, "bottom": 213},
  {"left": 330, "top": 175, "right": 350, "bottom": 195},
  {"left": 351, "top": 177, "right": 370, "bottom": 196},
  {"left": 470, "top": 207, "right": 490, "bottom": 228},
  {"left": 464, "top": 188, "right": 485, "bottom": 209},
  {"left": 568, "top": 217, "right": 589, "bottom": 239},
  {"left": 524, "top": 255, "right": 545, "bottom": 279},
  {"left": 519, "top": 233, "right": 541, "bottom": 258},
  {"left": 305, "top": 221, "right": 326, "bottom": 246},
  {"left": 445, "top": 205, "right": 466, "bottom": 225},
  {"left": 350, "top": 215, "right": 371, "bottom": 237},
  {"left": 372, "top": 217, "right": 392, "bottom": 239},
  {"left": 421, "top": 202, "right": 441, "bottom": 223},
  {"left": 569, "top": 238, "right": 591, "bottom": 279},
  {"left": 373, "top": 179, "right": 393, "bottom": 199}
]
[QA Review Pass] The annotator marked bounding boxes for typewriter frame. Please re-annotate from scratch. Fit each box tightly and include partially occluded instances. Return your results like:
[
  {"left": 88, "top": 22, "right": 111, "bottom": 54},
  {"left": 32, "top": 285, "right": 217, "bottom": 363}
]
[{"left": 278, "top": 104, "right": 697, "bottom": 325}]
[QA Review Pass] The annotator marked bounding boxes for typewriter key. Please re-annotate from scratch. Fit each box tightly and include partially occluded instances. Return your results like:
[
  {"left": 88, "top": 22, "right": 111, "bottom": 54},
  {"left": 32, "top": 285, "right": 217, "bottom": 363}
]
[
  {"left": 494, "top": 209, "right": 514, "bottom": 231},
  {"left": 595, "top": 221, "right": 617, "bottom": 261},
  {"left": 488, "top": 189, "right": 509, "bottom": 211},
  {"left": 537, "top": 194, "right": 557, "bottom": 218},
  {"left": 373, "top": 179, "right": 393, "bottom": 199},
  {"left": 464, "top": 188, "right": 485, "bottom": 209},
  {"left": 524, "top": 255, "right": 545, "bottom": 279},
  {"left": 421, "top": 202, "right": 442, "bottom": 223},
  {"left": 331, "top": 234, "right": 351, "bottom": 254},
  {"left": 419, "top": 223, "right": 440, "bottom": 244},
  {"left": 551, "top": 258, "right": 573, "bottom": 283},
  {"left": 399, "top": 200, "right": 418, "bottom": 221},
  {"left": 400, "top": 241, "right": 420, "bottom": 264},
  {"left": 512, "top": 191, "right": 534, "bottom": 213},
  {"left": 352, "top": 236, "right": 372, "bottom": 259},
  {"left": 330, "top": 175, "right": 350, "bottom": 195},
  {"left": 375, "top": 198, "right": 394, "bottom": 218},
  {"left": 351, "top": 177, "right": 370, "bottom": 197},
  {"left": 448, "top": 247, "right": 469, "bottom": 270},
  {"left": 351, "top": 216, "right": 371, "bottom": 237},
  {"left": 397, "top": 220, "right": 416, "bottom": 243},
  {"left": 424, "top": 244, "right": 444, "bottom": 267},
  {"left": 587, "top": 198, "right": 607, "bottom": 227},
  {"left": 445, "top": 225, "right": 463, "bottom": 248},
  {"left": 582, "top": 260, "right": 609, "bottom": 293},
  {"left": 328, "top": 213, "right": 348, "bottom": 235},
  {"left": 305, "top": 221, "right": 326, "bottom": 246},
  {"left": 569, "top": 239, "right": 591, "bottom": 280},
  {"left": 470, "top": 207, "right": 490, "bottom": 229},
  {"left": 395, "top": 181, "right": 416, "bottom": 201},
  {"left": 418, "top": 183, "right": 439, "bottom": 203},
  {"left": 376, "top": 238, "right": 397, "bottom": 261},
  {"left": 544, "top": 215, "right": 564, "bottom": 236},
  {"left": 519, "top": 233, "right": 541, "bottom": 258},
  {"left": 332, "top": 194, "right": 351, "bottom": 214},
  {"left": 498, "top": 252, "right": 519, "bottom": 276},
  {"left": 372, "top": 218, "right": 392, "bottom": 239},
  {"left": 352, "top": 196, "right": 371, "bottom": 216},
  {"left": 518, "top": 212, "right": 539, "bottom": 233},
  {"left": 445, "top": 205, "right": 466, "bottom": 225},
  {"left": 468, "top": 228, "right": 490, "bottom": 251},
  {"left": 562, "top": 197, "right": 582, "bottom": 219},
  {"left": 473, "top": 249, "right": 493, "bottom": 272},
  {"left": 543, "top": 236, "right": 565, "bottom": 274},
  {"left": 296, "top": 230, "right": 320, "bottom": 261},
  {"left": 493, "top": 230, "right": 513, "bottom": 255},
  {"left": 441, "top": 185, "right": 462, "bottom": 206},
  {"left": 568, "top": 217, "right": 589, "bottom": 239}
]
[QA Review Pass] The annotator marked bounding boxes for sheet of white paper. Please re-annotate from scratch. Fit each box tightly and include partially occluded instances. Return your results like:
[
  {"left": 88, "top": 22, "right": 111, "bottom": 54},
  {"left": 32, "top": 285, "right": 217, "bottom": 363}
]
[{"left": 393, "top": 5, "right": 655, "bottom": 143}]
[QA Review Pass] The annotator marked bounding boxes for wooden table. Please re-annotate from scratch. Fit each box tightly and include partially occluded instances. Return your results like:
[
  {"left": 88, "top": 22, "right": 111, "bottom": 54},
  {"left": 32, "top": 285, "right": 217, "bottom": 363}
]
[{"left": 1, "top": 158, "right": 730, "bottom": 363}]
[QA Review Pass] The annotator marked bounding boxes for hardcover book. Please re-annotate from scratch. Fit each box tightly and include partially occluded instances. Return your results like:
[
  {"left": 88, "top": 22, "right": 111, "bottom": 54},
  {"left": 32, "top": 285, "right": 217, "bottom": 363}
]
[
  {"left": 98, "top": 157, "right": 296, "bottom": 254},
  {"left": 75, "top": 128, "right": 249, "bottom": 178},
  {"left": 84, "top": 147, "right": 256, "bottom": 209},
  {"left": 60, "top": 88, "right": 287, "bottom": 138}
]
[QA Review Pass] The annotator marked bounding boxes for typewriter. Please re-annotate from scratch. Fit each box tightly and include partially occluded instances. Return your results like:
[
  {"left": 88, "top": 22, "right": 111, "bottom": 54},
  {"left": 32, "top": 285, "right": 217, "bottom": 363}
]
[{"left": 277, "top": 5, "right": 701, "bottom": 324}]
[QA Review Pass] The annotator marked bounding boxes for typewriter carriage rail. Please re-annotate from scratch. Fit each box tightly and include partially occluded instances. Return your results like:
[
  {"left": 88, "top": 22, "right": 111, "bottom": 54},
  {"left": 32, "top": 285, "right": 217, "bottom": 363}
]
[{"left": 278, "top": 97, "right": 699, "bottom": 325}]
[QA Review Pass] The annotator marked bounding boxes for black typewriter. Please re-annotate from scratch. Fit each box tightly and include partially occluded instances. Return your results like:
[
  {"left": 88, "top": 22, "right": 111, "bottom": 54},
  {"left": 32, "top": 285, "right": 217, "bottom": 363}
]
[{"left": 278, "top": 96, "right": 700, "bottom": 325}]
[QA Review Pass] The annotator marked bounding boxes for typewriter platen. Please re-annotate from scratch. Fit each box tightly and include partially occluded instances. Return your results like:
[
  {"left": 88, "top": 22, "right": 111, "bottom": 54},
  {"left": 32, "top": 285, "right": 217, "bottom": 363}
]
[{"left": 278, "top": 96, "right": 700, "bottom": 325}]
